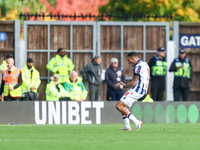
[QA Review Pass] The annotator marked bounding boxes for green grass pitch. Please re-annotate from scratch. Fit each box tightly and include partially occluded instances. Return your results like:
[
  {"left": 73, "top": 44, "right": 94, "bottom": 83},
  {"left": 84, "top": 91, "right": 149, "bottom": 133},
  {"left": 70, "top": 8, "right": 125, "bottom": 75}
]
[{"left": 0, "top": 123, "right": 200, "bottom": 150}]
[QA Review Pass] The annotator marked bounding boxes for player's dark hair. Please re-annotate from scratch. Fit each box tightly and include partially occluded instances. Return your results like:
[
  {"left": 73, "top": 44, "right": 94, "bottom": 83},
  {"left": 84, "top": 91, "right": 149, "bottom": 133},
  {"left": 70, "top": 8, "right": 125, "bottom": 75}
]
[
  {"left": 127, "top": 52, "right": 138, "bottom": 58},
  {"left": 57, "top": 48, "right": 64, "bottom": 54}
]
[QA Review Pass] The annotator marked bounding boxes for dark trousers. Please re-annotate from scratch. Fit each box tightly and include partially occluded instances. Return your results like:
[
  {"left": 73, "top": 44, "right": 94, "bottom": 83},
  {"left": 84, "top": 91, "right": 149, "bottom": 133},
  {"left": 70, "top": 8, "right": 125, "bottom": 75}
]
[
  {"left": 4, "top": 95, "right": 21, "bottom": 101},
  {"left": 173, "top": 88, "right": 190, "bottom": 101},
  {"left": 151, "top": 80, "right": 165, "bottom": 101},
  {"left": 89, "top": 84, "right": 101, "bottom": 101},
  {"left": 106, "top": 88, "right": 123, "bottom": 101},
  {"left": 22, "top": 92, "right": 38, "bottom": 101}
]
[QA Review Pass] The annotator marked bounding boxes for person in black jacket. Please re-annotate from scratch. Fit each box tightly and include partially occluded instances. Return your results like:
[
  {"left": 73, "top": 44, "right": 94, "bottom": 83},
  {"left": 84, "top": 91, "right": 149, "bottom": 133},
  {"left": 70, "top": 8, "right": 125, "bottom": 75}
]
[
  {"left": 105, "top": 58, "right": 125, "bottom": 101},
  {"left": 169, "top": 49, "right": 193, "bottom": 101},
  {"left": 80, "top": 55, "right": 102, "bottom": 101},
  {"left": 148, "top": 47, "right": 167, "bottom": 101}
]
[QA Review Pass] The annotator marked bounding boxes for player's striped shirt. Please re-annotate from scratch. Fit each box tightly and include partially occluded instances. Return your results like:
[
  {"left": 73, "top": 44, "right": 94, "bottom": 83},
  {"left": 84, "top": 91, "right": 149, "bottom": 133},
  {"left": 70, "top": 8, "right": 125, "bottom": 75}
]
[{"left": 132, "top": 59, "right": 150, "bottom": 95}]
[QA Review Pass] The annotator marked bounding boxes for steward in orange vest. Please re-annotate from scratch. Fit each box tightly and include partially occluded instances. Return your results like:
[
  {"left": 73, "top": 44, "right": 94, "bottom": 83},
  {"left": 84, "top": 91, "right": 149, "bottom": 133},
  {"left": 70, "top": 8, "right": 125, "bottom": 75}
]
[{"left": 0, "top": 58, "right": 22, "bottom": 101}]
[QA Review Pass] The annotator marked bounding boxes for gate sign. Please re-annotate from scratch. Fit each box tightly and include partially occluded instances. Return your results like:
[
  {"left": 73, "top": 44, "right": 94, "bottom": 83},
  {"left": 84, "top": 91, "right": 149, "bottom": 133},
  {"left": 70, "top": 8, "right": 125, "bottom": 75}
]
[
  {"left": 180, "top": 34, "right": 200, "bottom": 48},
  {"left": 0, "top": 32, "right": 7, "bottom": 41}
]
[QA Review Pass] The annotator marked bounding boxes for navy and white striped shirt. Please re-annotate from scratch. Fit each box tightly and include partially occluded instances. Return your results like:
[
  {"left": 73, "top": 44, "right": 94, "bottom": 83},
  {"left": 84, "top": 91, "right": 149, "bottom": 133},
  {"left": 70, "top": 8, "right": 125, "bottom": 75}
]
[{"left": 132, "top": 59, "right": 150, "bottom": 95}]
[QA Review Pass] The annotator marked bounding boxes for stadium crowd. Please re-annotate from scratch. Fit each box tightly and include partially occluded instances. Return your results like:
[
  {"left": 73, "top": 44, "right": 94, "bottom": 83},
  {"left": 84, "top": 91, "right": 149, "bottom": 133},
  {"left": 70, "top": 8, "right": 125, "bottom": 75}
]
[{"left": 0, "top": 47, "right": 193, "bottom": 101}]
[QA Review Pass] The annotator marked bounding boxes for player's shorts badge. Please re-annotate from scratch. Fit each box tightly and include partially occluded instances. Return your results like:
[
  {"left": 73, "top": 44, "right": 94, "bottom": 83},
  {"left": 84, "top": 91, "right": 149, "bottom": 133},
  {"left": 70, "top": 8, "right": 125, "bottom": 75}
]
[{"left": 125, "top": 92, "right": 129, "bottom": 96}]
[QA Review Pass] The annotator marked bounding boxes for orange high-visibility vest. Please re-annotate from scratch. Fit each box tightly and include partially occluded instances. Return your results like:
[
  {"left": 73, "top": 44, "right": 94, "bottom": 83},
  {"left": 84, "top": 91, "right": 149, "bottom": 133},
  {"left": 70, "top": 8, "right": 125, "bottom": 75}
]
[{"left": 2, "top": 67, "right": 21, "bottom": 97}]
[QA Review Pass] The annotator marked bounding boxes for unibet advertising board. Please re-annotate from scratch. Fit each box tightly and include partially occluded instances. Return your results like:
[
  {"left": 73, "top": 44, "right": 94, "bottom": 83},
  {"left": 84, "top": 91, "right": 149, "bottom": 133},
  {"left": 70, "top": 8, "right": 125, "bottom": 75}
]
[{"left": 0, "top": 102, "right": 199, "bottom": 124}]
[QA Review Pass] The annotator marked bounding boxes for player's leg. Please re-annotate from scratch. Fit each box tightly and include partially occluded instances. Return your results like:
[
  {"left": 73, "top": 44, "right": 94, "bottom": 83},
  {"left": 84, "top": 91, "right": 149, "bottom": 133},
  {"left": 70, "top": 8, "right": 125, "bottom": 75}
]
[
  {"left": 116, "top": 100, "right": 142, "bottom": 131},
  {"left": 116, "top": 100, "right": 130, "bottom": 115},
  {"left": 121, "top": 114, "right": 131, "bottom": 130},
  {"left": 116, "top": 101, "right": 131, "bottom": 130},
  {"left": 127, "top": 111, "right": 143, "bottom": 131},
  {"left": 119, "top": 90, "right": 144, "bottom": 130},
  {"left": 116, "top": 89, "right": 131, "bottom": 130}
]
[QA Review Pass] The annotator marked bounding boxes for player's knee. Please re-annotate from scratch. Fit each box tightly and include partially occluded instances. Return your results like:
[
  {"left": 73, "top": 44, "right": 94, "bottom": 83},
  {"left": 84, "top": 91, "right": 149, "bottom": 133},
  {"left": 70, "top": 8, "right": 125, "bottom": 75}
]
[
  {"left": 116, "top": 103, "right": 119, "bottom": 110},
  {"left": 116, "top": 102, "right": 121, "bottom": 111}
]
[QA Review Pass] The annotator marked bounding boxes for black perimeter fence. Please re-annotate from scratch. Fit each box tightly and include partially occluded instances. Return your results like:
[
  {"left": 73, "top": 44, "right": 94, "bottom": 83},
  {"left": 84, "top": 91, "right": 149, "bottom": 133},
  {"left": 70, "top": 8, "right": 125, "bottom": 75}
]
[{"left": 19, "top": 13, "right": 173, "bottom": 20}]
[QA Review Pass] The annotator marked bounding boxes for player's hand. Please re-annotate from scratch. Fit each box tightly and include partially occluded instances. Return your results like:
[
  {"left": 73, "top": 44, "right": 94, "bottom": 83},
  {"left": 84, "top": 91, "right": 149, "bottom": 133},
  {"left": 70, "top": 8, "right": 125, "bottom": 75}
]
[{"left": 0, "top": 95, "right": 2, "bottom": 100}]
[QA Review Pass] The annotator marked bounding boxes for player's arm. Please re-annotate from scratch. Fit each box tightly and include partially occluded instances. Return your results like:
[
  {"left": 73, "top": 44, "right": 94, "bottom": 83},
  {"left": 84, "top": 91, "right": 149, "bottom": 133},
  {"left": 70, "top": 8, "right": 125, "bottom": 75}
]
[
  {"left": 125, "top": 75, "right": 139, "bottom": 88},
  {"left": 116, "top": 74, "right": 139, "bottom": 89}
]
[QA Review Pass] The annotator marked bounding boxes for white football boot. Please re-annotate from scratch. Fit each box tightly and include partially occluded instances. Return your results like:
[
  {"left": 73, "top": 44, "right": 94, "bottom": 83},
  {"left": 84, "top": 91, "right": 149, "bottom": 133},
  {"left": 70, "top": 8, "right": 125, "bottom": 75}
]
[{"left": 136, "top": 121, "right": 143, "bottom": 131}]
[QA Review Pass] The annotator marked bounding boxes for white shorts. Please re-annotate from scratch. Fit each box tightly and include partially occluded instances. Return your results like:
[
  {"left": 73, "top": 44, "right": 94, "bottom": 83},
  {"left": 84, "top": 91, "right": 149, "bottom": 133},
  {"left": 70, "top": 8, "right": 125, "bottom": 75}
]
[{"left": 120, "top": 88, "right": 144, "bottom": 107}]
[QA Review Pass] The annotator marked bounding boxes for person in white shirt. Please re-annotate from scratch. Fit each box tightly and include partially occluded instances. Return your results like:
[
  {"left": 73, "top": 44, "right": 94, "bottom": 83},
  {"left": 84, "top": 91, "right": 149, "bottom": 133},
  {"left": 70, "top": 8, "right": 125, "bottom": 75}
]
[{"left": 115, "top": 52, "right": 150, "bottom": 131}]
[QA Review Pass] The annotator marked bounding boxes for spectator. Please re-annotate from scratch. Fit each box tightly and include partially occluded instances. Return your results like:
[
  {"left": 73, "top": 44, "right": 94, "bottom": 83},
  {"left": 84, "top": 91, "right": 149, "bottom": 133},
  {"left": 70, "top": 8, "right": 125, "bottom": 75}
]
[
  {"left": 148, "top": 47, "right": 167, "bottom": 101},
  {"left": 46, "top": 48, "right": 74, "bottom": 85},
  {"left": 169, "top": 49, "right": 193, "bottom": 101},
  {"left": 0, "top": 54, "right": 13, "bottom": 71},
  {"left": 21, "top": 58, "right": 41, "bottom": 101},
  {"left": 45, "top": 74, "right": 68, "bottom": 101},
  {"left": 105, "top": 57, "right": 125, "bottom": 101},
  {"left": 0, "top": 58, "right": 22, "bottom": 101},
  {"left": 63, "top": 71, "right": 88, "bottom": 101},
  {"left": 0, "top": 54, "right": 13, "bottom": 92},
  {"left": 80, "top": 55, "right": 102, "bottom": 101}
]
